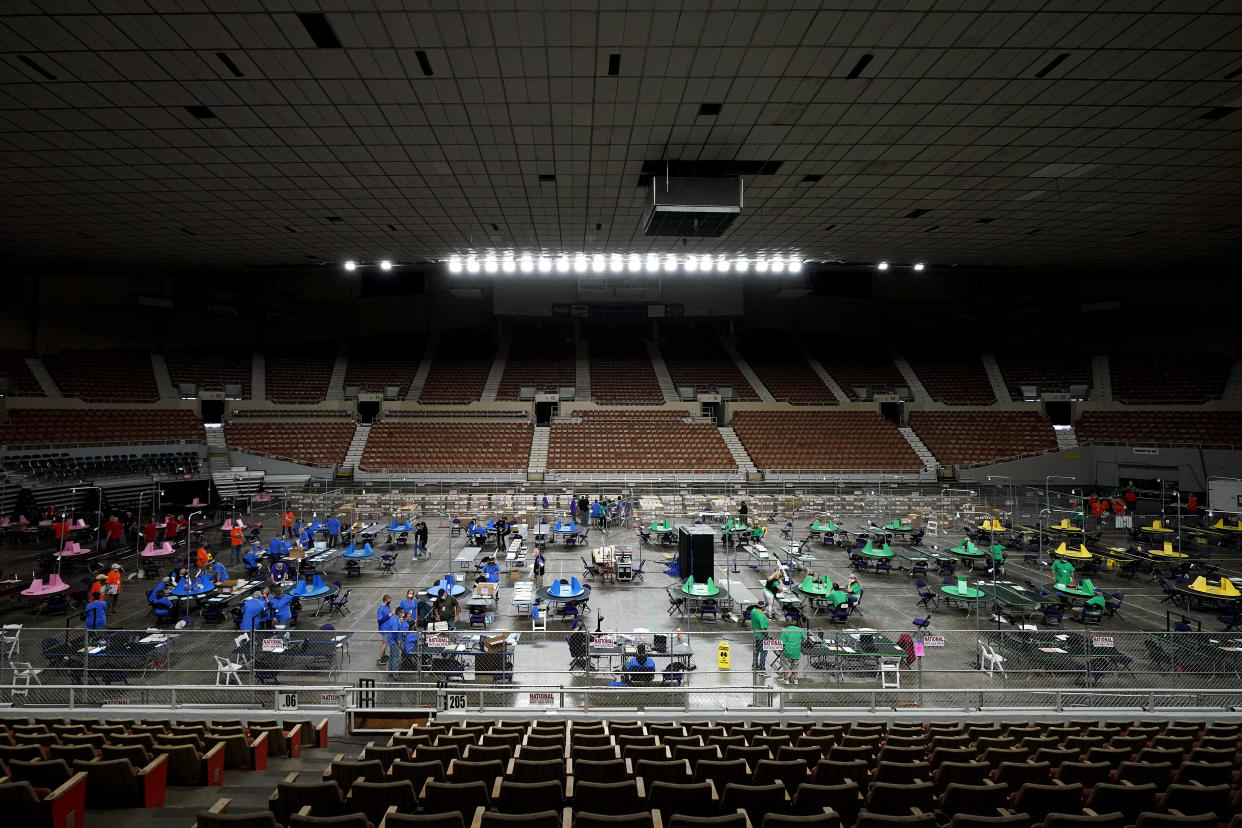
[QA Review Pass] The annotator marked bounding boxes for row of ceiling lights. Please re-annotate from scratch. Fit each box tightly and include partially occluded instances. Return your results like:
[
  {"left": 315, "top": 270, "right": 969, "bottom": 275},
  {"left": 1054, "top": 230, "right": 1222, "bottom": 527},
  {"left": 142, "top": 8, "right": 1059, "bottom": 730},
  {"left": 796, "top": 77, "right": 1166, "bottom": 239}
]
[
  {"left": 446, "top": 253, "right": 803, "bottom": 273},
  {"left": 342, "top": 257, "right": 925, "bottom": 272}
]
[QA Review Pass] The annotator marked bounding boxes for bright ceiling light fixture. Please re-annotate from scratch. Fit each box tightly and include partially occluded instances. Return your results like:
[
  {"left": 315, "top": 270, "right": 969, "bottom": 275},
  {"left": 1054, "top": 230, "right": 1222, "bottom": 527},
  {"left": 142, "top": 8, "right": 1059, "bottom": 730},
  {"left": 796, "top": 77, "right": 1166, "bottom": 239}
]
[
  {"left": 609, "top": 253, "right": 623, "bottom": 271},
  {"left": 519, "top": 254, "right": 534, "bottom": 272},
  {"left": 465, "top": 255, "right": 480, "bottom": 273},
  {"left": 663, "top": 254, "right": 678, "bottom": 271},
  {"left": 483, "top": 254, "right": 498, "bottom": 273},
  {"left": 556, "top": 255, "right": 571, "bottom": 272},
  {"left": 447, "top": 256, "right": 463, "bottom": 273},
  {"left": 913, "top": 262, "right": 925, "bottom": 271},
  {"left": 788, "top": 258, "right": 803, "bottom": 272},
  {"left": 591, "top": 253, "right": 606, "bottom": 272},
  {"left": 379, "top": 259, "right": 393, "bottom": 271},
  {"left": 771, "top": 256, "right": 786, "bottom": 273},
  {"left": 735, "top": 257, "right": 750, "bottom": 272},
  {"left": 877, "top": 261, "right": 889, "bottom": 271},
  {"left": 684, "top": 254, "right": 700, "bottom": 272},
  {"left": 501, "top": 254, "right": 516, "bottom": 273},
  {"left": 716, "top": 256, "right": 730, "bottom": 272},
  {"left": 645, "top": 253, "right": 660, "bottom": 272},
  {"left": 343, "top": 260, "right": 356, "bottom": 271},
  {"left": 573, "top": 253, "right": 588, "bottom": 272},
  {"left": 627, "top": 253, "right": 642, "bottom": 272},
  {"left": 755, "top": 258, "right": 769, "bottom": 273},
  {"left": 537, "top": 256, "right": 552, "bottom": 272}
]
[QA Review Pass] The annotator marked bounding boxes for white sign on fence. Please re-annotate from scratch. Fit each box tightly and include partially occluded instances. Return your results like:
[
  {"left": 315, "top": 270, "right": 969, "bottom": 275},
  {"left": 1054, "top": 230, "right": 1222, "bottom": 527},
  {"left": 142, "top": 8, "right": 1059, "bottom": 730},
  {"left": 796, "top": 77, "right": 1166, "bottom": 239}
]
[
  {"left": 439, "top": 692, "right": 467, "bottom": 712},
  {"left": 426, "top": 636, "right": 451, "bottom": 649},
  {"left": 277, "top": 692, "right": 298, "bottom": 711},
  {"left": 1092, "top": 636, "right": 1114, "bottom": 648},
  {"left": 320, "top": 693, "right": 342, "bottom": 705},
  {"left": 262, "top": 638, "right": 284, "bottom": 652},
  {"left": 592, "top": 636, "right": 615, "bottom": 647},
  {"left": 762, "top": 639, "right": 783, "bottom": 651},
  {"left": 922, "top": 635, "right": 946, "bottom": 647},
  {"left": 528, "top": 692, "right": 556, "bottom": 706}
]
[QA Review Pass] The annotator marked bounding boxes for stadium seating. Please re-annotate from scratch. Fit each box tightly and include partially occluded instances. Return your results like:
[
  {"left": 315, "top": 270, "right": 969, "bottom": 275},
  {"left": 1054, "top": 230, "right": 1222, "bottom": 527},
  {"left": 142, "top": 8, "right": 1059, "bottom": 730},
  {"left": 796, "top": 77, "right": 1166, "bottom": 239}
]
[
  {"left": 995, "top": 354, "right": 1091, "bottom": 401},
  {"left": 732, "top": 411, "right": 922, "bottom": 471},
  {"left": 1076, "top": 411, "right": 1242, "bottom": 447},
  {"left": 907, "top": 356, "right": 995, "bottom": 405},
  {"left": 43, "top": 349, "right": 158, "bottom": 402},
  {"left": 345, "top": 337, "right": 426, "bottom": 397},
  {"left": 909, "top": 411, "right": 1057, "bottom": 466},
  {"left": 360, "top": 419, "right": 533, "bottom": 473},
  {"left": 1110, "top": 354, "right": 1232, "bottom": 404},
  {"left": 497, "top": 328, "right": 575, "bottom": 401},
  {"left": 662, "top": 333, "right": 759, "bottom": 401},
  {"left": 589, "top": 335, "right": 664, "bottom": 405},
  {"left": 265, "top": 349, "right": 335, "bottom": 404},
  {"left": 0, "top": 408, "right": 204, "bottom": 447},
  {"left": 548, "top": 410, "right": 735, "bottom": 471},
  {"left": 419, "top": 334, "right": 496, "bottom": 404},
  {"left": 2, "top": 450, "right": 201, "bottom": 481},
  {"left": 165, "top": 348, "right": 252, "bottom": 399},
  {"left": 813, "top": 348, "right": 906, "bottom": 402},
  {"left": 224, "top": 419, "right": 355, "bottom": 467},
  {"left": 738, "top": 335, "right": 836, "bottom": 404},
  {"left": 0, "top": 350, "right": 44, "bottom": 396}
]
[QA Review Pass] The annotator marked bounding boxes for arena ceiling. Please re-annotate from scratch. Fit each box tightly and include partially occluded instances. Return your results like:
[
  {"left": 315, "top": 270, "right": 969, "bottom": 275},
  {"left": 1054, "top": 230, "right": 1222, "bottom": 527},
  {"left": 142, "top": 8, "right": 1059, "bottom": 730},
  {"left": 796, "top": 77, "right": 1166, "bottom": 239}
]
[{"left": 0, "top": 2, "right": 1240, "bottom": 274}]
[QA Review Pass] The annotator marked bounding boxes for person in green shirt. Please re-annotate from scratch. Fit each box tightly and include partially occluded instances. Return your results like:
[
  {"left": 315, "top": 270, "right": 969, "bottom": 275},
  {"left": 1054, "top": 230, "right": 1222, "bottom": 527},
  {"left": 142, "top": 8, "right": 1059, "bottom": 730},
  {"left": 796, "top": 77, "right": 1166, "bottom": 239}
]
[
  {"left": 987, "top": 545, "right": 1005, "bottom": 575},
  {"left": 1051, "top": 558, "right": 1075, "bottom": 586},
  {"left": 1072, "top": 593, "right": 1107, "bottom": 620},
  {"left": 827, "top": 585, "right": 849, "bottom": 608},
  {"left": 779, "top": 623, "right": 806, "bottom": 685},
  {"left": 750, "top": 602, "right": 770, "bottom": 671},
  {"left": 846, "top": 574, "right": 863, "bottom": 611}
]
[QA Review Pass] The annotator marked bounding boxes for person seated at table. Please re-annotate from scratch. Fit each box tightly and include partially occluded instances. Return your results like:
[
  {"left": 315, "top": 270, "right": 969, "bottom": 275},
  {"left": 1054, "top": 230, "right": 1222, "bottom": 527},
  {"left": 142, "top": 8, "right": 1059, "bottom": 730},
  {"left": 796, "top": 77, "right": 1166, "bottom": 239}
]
[
  {"left": 171, "top": 566, "right": 190, "bottom": 587},
  {"left": 623, "top": 643, "right": 657, "bottom": 685},
  {"left": 1072, "top": 592, "right": 1108, "bottom": 620},
  {"left": 987, "top": 545, "right": 1006, "bottom": 575},
  {"left": 846, "top": 574, "right": 863, "bottom": 608},
  {"left": 399, "top": 588, "right": 418, "bottom": 617},
  {"left": 150, "top": 587, "right": 173, "bottom": 618},
  {"left": 195, "top": 545, "right": 211, "bottom": 568},
  {"left": 532, "top": 551, "right": 546, "bottom": 581},
  {"left": 477, "top": 558, "right": 500, "bottom": 584},
  {"left": 240, "top": 590, "right": 270, "bottom": 631},
  {"left": 827, "top": 583, "right": 850, "bottom": 608},
  {"left": 83, "top": 594, "right": 108, "bottom": 631},
  {"left": 242, "top": 548, "right": 262, "bottom": 577},
  {"left": 209, "top": 556, "right": 229, "bottom": 585},
  {"left": 270, "top": 588, "right": 294, "bottom": 627},
  {"left": 269, "top": 558, "right": 291, "bottom": 584}
]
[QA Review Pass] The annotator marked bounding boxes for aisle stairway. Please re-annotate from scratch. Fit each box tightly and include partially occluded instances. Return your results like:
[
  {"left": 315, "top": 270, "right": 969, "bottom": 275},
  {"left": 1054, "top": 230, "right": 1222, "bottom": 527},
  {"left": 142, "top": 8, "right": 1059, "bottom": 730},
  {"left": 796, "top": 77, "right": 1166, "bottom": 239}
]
[
  {"left": 981, "top": 353, "right": 1013, "bottom": 403},
  {"left": 480, "top": 331, "right": 511, "bottom": 402},
  {"left": 892, "top": 351, "right": 931, "bottom": 402},
  {"left": 1055, "top": 426, "right": 1080, "bottom": 450},
  {"left": 718, "top": 425, "right": 760, "bottom": 480},
  {"left": 527, "top": 425, "right": 550, "bottom": 481},
  {"left": 251, "top": 350, "right": 266, "bottom": 400},
  {"left": 575, "top": 338, "right": 590, "bottom": 401},
  {"left": 325, "top": 344, "right": 348, "bottom": 401},
  {"left": 646, "top": 340, "right": 679, "bottom": 403},
  {"left": 407, "top": 333, "right": 438, "bottom": 400},
  {"left": 795, "top": 335, "right": 849, "bottom": 403},
  {"left": 718, "top": 336, "right": 774, "bottom": 402},
  {"left": 341, "top": 423, "right": 369, "bottom": 473},
  {"left": 1091, "top": 355, "right": 1112, "bottom": 402},
  {"left": 1223, "top": 360, "right": 1242, "bottom": 401},
  {"left": 898, "top": 426, "right": 938, "bottom": 472},
  {"left": 24, "top": 356, "right": 61, "bottom": 397},
  {"left": 150, "top": 353, "right": 178, "bottom": 399}
]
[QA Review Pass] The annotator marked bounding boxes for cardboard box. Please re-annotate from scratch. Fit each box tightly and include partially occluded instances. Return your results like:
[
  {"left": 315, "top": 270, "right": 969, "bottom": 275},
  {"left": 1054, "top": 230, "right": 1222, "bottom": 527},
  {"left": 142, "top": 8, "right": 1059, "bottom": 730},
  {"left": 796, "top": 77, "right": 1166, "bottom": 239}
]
[{"left": 484, "top": 634, "right": 508, "bottom": 652}]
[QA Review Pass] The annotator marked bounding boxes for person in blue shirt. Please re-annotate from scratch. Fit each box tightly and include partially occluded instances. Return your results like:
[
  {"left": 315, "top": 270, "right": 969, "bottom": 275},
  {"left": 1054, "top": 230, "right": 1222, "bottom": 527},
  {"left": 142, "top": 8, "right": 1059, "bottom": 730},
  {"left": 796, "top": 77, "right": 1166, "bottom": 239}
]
[
  {"left": 210, "top": 558, "right": 229, "bottom": 585},
  {"left": 293, "top": 519, "right": 304, "bottom": 537},
  {"left": 623, "top": 644, "right": 656, "bottom": 684},
  {"left": 327, "top": 516, "right": 341, "bottom": 548},
  {"left": 84, "top": 597, "right": 108, "bottom": 631},
  {"left": 380, "top": 607, "right": 407, "bottom": 679},
  {"left": 150, "top": 588, "right": 172, "bottom": 617},
  {"left": 401, "top": 621, "right": 419, "bottom": 667},
  {"left": 240, "top": 590, "right": 269, "bottom": 631},
  {"left": 483, "top": 559, "right": 500, "bottom": 583},
  {"left": 376, "top": 595, "right": 393, "bottom": 663},
  {"left": 269, "top": 559, "right": 290, "bottom": 584},
  {"left": 590, "top": 501, "right": 603, "bottom": 528},
  {"left": 270, "top": 589, "right": 294, "bottom": 626},
  {"left": 243, "top": 549, "right": 261, "bottom": 576},
  {"left": 298, "top": 528, "right": 311, "bottom": 547},
  {"left": 268, "top": 537, "right": 289, "bottom": 559},
  {"left": 399, "top": 589, "right": 418, "bottom": 617}
]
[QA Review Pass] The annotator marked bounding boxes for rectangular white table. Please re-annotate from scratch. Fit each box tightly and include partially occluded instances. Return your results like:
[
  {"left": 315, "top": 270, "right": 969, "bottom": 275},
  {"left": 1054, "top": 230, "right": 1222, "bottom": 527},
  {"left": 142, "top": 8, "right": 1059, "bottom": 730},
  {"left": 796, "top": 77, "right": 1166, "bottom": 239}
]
[{"left": 455, "top": 546, "right": 482, "bottom": 570}]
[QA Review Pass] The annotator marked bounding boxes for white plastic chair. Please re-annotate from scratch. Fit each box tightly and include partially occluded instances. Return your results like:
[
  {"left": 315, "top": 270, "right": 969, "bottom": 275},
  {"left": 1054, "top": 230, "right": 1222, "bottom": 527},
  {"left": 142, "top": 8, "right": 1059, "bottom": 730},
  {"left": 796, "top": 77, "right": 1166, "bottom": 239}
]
[
  {"left": 880, "top": 658, "right": 901, "bottom": 689},
  {"left": 10, "top": 660, "right": 42, "bottom": 698},
  {"left": 531, "top": 605, "right": 546, "bottom": 631},
  {"left": 979, "top": 643, "right": 1006, "bottom": 677},
  {"left": 215, "top": 655, "right": 243, "bottom": 685}
]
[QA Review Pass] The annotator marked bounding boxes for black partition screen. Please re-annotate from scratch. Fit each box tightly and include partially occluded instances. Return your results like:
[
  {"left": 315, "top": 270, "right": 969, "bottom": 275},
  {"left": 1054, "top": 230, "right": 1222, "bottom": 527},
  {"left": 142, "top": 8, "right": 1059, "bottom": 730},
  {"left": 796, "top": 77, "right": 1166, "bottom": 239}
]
[{"left": 677, "top": 525, "right": 715, "bottom": 582}]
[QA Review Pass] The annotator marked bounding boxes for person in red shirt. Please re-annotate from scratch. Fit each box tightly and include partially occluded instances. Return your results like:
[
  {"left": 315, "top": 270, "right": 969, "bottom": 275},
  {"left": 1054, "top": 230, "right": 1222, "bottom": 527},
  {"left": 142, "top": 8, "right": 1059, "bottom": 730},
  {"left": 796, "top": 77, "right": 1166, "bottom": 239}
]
[
  {"left": 230, "top": 526, "right": 243, "bottom": 549},
  {"left": 1124, "top": 485, "right": 1137, "bottom": 514},
  {"left": 53, "top": 517, "right": 71, "bottom": 541},
  {"left": 102, "top": 515, "right": 124, "bottom": 551},
  {"left": 164, "top": 515, "right": 180, "bottom": 540},
  {"left": 281, "top": 511, "right": 295, "bottom": 538},
  {"left": 195, "top": 546, "right": 211, "bottom": 568},
  {"left": 1186, "top": 493, "right": 1199, "bottom": 525},
  {"left": 143, "top": 521, "right": 158, "bottom": 544},
  {"left": 1111, "top": 498, "right": 1125, "bottom": 517},
  {"left": 1089, "top": 497, "right": 1105, "bottom": 529}
]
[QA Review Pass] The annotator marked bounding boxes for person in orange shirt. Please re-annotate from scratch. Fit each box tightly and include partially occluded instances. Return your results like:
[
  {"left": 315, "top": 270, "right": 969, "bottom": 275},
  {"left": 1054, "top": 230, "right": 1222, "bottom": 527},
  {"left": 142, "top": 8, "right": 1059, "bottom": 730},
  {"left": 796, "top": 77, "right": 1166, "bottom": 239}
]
[
  {"left": 104, "top": 563, "right": 123, "bottom": 609},
  {"left": 281, "top": 511, "right": 295, "bottom": 538},
  {"left": 230, "top": 526, "right": 243, "bottom": 550},
  {"left": 196, "top": 546, "right": 211, "bottom": 568}
]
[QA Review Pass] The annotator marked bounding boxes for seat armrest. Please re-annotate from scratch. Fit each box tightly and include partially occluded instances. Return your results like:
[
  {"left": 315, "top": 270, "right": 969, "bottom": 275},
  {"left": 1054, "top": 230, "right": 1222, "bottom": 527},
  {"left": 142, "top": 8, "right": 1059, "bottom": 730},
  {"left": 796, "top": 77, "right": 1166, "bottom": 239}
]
[
  {"left": 561, "top": 807, "right": 573, "bottom": 828},
  {"left": 249, "top": 731, "right": 269, "bottom": 770},
  {"left": 565, "top": 777, "right": 574, "bottom": 798},
  {"left": 492, "top": 778, "right": 502, "bottom": 800},
  {"left": 202, "top": 742, "right": 226, "bottom": 786},
  {"left": 634, "top": 777, "right": 644, "bottom": 799},
  {"left": 707, "top": 778, "right": 718, "bottom": 801},
  {"left": 285, "top": 724, "right": 303, "bottom": 758},
  {"left": 43, "top": 770, "right": 87, "bottom": 828},
  {"left": 139, "top": 752, "right": 168, "bottom": 808},
  {"left": 735, "top": 809, "right": 754, "bottom": 828},
  {"left": 469, "top": 805, "right": 486, "bottom": 828},
  {"left": 312, "top": 718, "right": 329, "bottom": 749},
  {"left": 651, "top": 809, "right": 665, "bottom": 828},
  {"left": 296, "top": 805, "right": 313, "bottom": 818}
]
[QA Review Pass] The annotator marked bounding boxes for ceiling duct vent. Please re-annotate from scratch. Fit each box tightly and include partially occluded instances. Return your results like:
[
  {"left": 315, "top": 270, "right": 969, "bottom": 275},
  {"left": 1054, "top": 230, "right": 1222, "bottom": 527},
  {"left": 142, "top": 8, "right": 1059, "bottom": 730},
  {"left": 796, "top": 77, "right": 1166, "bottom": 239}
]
[{"left": 644, "top": 177, "right": 742, "bottom": 237}]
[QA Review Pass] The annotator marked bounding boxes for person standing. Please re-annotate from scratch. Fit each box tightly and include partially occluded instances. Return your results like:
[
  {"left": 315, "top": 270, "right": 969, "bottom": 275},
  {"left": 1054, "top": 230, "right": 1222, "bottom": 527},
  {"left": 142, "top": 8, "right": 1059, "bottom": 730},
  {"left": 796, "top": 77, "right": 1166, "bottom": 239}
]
[
  {"left": 750, "top": 601, "right": 770, "bottom": 672},
  {"left": 739, "top": 501, "right": 749, "bottom": 526},
  {"left": 327, "top": 515, "right": 342, "bottom": 548},
  {"left": 779, "top": 621, "right": 806, "bottom": 685},
  {"left": 270, "top": 588, "right": 294, "bottom": 627},
  {"left": 382, "top": 608, "right": 407, "bottom": 679},
  {"left": 376, "top": 595, "right": 393, "bottom": 664},
  {"left": 84, "top": 594, "right": 108, "bottom": 632},
  {"left": 101, "top": 515, "right": 124, "bottom": 551},
  {"left": 281, "top": 510, "right": 295, "bottom": 538},
  {"left": 105, "top": 563, "right": 123, "bottom": 609},
  {"left": 414, "top": 521, "right": 429, "bottom": 559},
  {"left": 399, "top": 589, "right": 418, "bottom": 617},
  {"left": 1124, "top": 483, "right": 1137, "bottom": 514}
]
